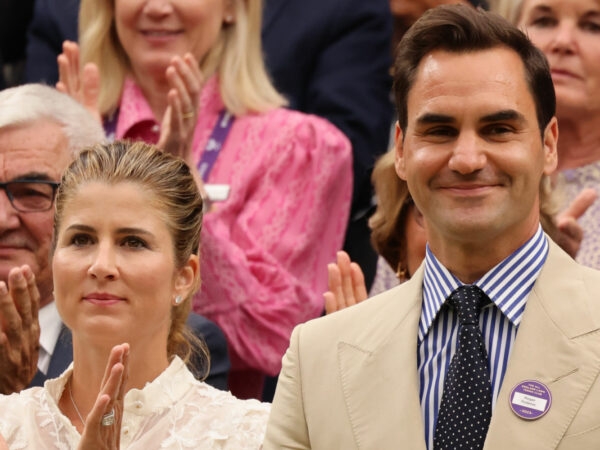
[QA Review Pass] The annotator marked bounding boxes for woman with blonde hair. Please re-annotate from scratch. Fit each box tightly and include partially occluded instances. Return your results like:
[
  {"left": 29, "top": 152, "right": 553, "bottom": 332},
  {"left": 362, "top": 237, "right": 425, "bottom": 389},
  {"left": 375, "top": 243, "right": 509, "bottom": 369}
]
[
  {"left": 490, "top": 0, "right": 600, "bottom": 269},
  {"left": 0, "top": 141, "right": 270, "bottom": 449},
  {"left": 58, "top": 0, "right": 353, "bottom": 399}
]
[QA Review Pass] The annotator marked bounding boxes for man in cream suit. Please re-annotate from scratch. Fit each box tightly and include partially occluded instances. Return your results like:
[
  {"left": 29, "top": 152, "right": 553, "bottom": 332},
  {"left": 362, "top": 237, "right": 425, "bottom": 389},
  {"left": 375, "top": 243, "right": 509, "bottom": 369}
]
[{"left": 264, "top": 5, "right": 600, "bottom": 449}]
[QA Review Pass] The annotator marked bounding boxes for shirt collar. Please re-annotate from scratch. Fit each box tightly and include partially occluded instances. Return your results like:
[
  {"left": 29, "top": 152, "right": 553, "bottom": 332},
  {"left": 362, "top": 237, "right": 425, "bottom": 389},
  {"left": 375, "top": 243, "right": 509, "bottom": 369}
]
[
  {"left": 39, "top": 301, "right": 63, "bottom": 358},
  {"left": 114, "top": 75, "right": 223, "bottom": 140},
  {"left": 114, "top": 77, "right": 156, "bottom": 139},
  {"left": 419, "top": 225, "right": 549, "bottom": 340}
]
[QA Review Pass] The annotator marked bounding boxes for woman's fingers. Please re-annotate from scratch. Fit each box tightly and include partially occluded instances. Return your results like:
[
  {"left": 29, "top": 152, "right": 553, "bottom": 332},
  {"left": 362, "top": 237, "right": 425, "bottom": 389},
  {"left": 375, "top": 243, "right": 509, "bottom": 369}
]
[
  {"left": 323, "top": 291, "right": 338, "bottom": 315},
  {"left": 349, "top": 262, "right": 368, "bottom": 303},
  {"left": 56, "top": 41, "right": 103, "bottom": 123},
  {"left": 336, "top": 251, "right": 356, "bottom": 307},
  {"left": 57, "top": 41, "right": 80, "bottom": 95},
  {"left": 324, "top": 252, "right": 369, "bottom": 315},
  {"left": 81, "top": 63, "right": 103, "bottom": 123}
]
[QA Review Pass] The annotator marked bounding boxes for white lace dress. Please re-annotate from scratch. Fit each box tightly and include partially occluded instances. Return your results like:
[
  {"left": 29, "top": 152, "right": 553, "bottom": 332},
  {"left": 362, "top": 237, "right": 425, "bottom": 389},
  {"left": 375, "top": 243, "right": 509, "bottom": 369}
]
[{"left": 0, "top": 357, "right": 270, "bottom": 449}]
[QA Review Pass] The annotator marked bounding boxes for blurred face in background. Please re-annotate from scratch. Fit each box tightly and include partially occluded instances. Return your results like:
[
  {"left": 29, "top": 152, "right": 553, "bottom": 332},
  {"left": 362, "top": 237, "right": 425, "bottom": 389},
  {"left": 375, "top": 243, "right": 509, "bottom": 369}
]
[
  {"left": 0, "top": 121, "right": 69, "bottom": 307},
  {"left": 389, "top": 0, "right": 471, "bottom": 50},
  {"left": 115, "top": 0, "right": 235, "bottom": 82},
  {"left": 518, "top": 0, "right": 600, "bottom": 117}
]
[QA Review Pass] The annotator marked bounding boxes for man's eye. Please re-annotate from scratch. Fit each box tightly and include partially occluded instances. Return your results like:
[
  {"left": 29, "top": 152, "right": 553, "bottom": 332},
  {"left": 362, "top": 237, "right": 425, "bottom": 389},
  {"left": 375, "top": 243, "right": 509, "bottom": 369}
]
[
  {"left": 484, "top": 124, "right": 515, "bottom": 136},
  {"left": 425, "top": 127, "right": 457, "bottom": 137}
]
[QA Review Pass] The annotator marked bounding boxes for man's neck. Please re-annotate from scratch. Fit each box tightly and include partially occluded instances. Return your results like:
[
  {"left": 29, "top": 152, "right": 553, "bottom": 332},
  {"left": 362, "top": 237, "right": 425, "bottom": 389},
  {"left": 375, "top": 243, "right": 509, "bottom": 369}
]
[{"left": 427, "top": 224, "right": 540, "bottom": 284}]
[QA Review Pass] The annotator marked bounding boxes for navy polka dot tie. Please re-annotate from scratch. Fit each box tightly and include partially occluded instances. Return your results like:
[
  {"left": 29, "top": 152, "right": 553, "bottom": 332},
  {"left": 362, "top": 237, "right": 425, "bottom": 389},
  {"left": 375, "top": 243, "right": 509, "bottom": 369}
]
[{"left": 433, "top": 285, "right": 492, "bottom": 450}]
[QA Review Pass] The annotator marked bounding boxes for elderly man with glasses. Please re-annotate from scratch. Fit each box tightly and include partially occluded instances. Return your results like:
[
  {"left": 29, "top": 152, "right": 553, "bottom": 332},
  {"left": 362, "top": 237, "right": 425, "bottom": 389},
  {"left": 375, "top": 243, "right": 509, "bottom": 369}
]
[
  {"left": 0, "top": 84, "right": 231, "bottom": 394},
  {"left": 0, "top": 84, "right": 103, "bottom": 394}
]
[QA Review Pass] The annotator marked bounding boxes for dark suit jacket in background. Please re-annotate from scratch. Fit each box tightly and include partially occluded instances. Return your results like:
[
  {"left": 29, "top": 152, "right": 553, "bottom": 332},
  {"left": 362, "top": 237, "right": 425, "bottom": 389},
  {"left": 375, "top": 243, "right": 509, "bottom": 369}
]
[
  {"left": 25, "top": 0, "right": 78, "bottom": 85},
  {"left": 262, "top": 0, "right": 394, "bottom": 287},
  {"left": 29, "top": 312, "right": 231, "bottom": 391}
]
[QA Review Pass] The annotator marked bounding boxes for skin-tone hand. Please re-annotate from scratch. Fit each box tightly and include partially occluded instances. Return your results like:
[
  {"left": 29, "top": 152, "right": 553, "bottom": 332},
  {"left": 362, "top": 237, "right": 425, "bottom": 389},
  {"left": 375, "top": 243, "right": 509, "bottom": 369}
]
[
  {"left": 554, "top": 187, "right": 597, "bottom": 258},
  {"left": 157, "top": 53, "right": 204, "bottom": 166},
  {"left": 77, "top": 343, "right": 129, "bottom": 450},
  {"left": 0, "top": 265, "right": 41, "bottom": 394},
  {"left": 324, "top": 251, "right": 368, "bottom": 314},
  {"left": 0, "top": 433, "right": 7, "bottom": 450},
  {"left": 56, "top": 40, "right": 103, "bottom": 124}
]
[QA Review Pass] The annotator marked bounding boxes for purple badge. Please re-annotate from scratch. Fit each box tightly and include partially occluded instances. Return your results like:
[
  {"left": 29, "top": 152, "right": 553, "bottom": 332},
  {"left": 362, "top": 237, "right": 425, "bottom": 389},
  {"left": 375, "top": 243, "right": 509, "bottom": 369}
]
[{"left": 509, "top": 380, "right": 552, "bottom": 420}]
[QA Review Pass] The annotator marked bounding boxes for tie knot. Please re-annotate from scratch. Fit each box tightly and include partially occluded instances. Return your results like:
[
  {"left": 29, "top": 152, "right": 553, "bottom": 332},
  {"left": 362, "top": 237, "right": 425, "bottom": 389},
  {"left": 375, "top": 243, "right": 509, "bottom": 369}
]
[{"left": 448, "top": 285, "right": 487, "bottom": 325}]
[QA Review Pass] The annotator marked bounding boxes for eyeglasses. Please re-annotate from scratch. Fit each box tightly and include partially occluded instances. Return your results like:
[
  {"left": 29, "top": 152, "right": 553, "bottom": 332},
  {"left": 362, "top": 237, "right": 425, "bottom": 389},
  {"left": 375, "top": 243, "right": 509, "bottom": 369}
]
[{"left": 0, "top": 180, "right": 60, "bottom": 212}]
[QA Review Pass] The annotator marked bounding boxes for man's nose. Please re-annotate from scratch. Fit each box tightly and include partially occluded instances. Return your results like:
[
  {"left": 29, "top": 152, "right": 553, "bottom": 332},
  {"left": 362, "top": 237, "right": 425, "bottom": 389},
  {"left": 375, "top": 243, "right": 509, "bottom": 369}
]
[
  {"left": 447, "top": 132, "right": 487, "bottom": 174},
  {"left": 0, "top": 188, "right": 21, "bottom": 230}
]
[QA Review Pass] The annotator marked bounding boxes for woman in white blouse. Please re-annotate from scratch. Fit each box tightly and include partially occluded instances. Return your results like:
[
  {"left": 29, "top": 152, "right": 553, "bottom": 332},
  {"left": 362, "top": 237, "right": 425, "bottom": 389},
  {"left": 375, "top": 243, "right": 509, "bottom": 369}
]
[{"left": 0, "top": 141, "right": 269, "bottom": 449}]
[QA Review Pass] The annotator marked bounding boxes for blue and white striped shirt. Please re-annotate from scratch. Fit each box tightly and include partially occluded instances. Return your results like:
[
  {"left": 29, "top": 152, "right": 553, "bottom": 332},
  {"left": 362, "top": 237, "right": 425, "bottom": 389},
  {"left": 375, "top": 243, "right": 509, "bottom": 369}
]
[{"left": 419, "top": 226, "right": 549, "bottom": 449}]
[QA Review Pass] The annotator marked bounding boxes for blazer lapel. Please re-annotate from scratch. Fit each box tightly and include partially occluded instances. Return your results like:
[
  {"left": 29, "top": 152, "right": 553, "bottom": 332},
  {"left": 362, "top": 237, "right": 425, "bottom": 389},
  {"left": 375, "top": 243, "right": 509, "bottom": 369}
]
[
  {"left": 485, "top": 242, "right": 600, "bottom": 449},
  {"left": 337, "top": 272, "right": 428, "bottom": 449},
  {"left": 29, "top": 324, "right": 73, "bottom": 387}
]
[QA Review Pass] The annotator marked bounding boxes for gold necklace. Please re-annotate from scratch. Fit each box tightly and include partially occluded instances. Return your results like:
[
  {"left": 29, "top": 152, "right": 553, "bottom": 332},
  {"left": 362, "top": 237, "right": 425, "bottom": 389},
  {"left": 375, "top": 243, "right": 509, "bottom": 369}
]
[{"left": 68, "top": 378, "right": 86, "bottom": 425}]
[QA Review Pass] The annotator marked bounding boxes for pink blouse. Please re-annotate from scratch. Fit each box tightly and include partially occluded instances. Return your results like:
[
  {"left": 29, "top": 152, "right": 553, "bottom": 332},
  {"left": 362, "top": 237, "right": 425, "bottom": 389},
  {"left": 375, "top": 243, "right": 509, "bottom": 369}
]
[{"left": 114, "top": 77, "right": 353, "bottom": 397}]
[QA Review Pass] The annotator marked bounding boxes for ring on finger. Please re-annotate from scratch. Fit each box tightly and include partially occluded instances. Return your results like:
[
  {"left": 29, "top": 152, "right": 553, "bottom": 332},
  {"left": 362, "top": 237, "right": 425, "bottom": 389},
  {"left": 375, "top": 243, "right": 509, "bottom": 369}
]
[
  {"left": 101, "top": 409, "right": 116, "bottom": 426},
  {"left": 181, "top": 111, "right": 195, "bottom": 120}
]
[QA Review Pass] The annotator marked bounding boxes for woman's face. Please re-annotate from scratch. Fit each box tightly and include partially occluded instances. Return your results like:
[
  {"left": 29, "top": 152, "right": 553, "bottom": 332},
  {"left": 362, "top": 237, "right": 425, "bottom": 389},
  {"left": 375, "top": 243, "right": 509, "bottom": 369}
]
[
  {"left": 115, "top": 0, "right": 234, "bottom": 81},
  {"left": 52, "top": 181, "right": 196, "bottom": 348},
  {"left": 518, "top": 0, "right": 600, "bottom": 117}
]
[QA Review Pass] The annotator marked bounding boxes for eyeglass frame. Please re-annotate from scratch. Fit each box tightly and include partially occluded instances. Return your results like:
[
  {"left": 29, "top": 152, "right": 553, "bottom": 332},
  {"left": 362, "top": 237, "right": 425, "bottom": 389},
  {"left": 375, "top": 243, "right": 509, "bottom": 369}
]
[{"left": 0, "top": 179, "right": 61, "bottom": 213}]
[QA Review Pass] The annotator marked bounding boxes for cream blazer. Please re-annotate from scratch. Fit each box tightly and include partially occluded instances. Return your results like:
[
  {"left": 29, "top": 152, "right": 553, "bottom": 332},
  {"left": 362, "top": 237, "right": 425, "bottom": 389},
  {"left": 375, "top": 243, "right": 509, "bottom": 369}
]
[{"left": 264, "top": 240, "right": 600, "bottom": 449}]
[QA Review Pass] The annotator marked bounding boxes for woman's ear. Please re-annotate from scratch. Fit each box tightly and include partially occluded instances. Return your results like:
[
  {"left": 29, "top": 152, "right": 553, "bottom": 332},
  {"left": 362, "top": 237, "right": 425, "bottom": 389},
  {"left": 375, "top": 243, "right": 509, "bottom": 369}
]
[
  {"left": 174, "top": 254, "right": 200, "bottom": 301},
  {"left": 223, "top": 0, "right": 236, "bottom": 24}
]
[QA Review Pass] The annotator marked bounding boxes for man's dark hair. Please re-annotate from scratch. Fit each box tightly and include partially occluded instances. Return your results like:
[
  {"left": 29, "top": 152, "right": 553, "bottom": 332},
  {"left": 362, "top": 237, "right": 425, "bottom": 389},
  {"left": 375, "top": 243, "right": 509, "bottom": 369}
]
[{"left": 393, "top": 4, "right": 555, "bottom": 136}]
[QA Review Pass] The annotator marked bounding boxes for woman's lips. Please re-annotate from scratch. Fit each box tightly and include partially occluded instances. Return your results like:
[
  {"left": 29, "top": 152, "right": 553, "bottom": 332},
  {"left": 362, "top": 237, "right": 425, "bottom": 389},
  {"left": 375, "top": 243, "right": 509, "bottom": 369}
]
[
  {"left": 140, "top": 29, "right": 183, "bottom": 44},
  {"left": 551, "top": 68, "right": 582, "bottom": 81},
  {"left": 83, "top": 293, "right": 125, "bottom": 306}
]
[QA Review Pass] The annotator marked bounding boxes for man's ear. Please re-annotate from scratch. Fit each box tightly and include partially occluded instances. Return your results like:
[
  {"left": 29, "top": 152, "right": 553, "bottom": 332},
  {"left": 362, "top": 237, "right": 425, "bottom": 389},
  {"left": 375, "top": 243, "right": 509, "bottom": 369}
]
[
  {"left": 394, "top": 122, "right": 407, "bottom": 180},
  {"left": 542, "top": 116, "right": 558, "bottom": 175}
]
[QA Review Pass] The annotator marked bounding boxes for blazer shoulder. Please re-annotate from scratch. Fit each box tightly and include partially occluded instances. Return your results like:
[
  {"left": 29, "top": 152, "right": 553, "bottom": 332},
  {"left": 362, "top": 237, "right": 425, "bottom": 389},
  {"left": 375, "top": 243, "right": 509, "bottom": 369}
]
[
  {"left": 535, "top": 240, "right": 600, "bottom": 338},
  {"left": 296, "top": 278, "right": 422, "bottom": 352}
]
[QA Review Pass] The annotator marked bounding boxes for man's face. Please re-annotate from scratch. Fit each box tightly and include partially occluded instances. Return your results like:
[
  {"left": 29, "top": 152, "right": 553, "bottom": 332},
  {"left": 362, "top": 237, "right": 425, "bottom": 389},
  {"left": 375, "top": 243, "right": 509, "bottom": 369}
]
[
  {"left": 0, "top": 121, "right": 71, "bottom": 307},
  {"left": 395, "top": 47, "right": 558, "bottom": 255}
]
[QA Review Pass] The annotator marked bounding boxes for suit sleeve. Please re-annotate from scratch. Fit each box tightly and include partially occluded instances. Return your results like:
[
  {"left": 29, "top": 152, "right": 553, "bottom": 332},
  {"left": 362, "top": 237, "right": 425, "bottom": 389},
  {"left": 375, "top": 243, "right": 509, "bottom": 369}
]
[{"left": 263, "top": 325, "right": 311, "bottom": 449}]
